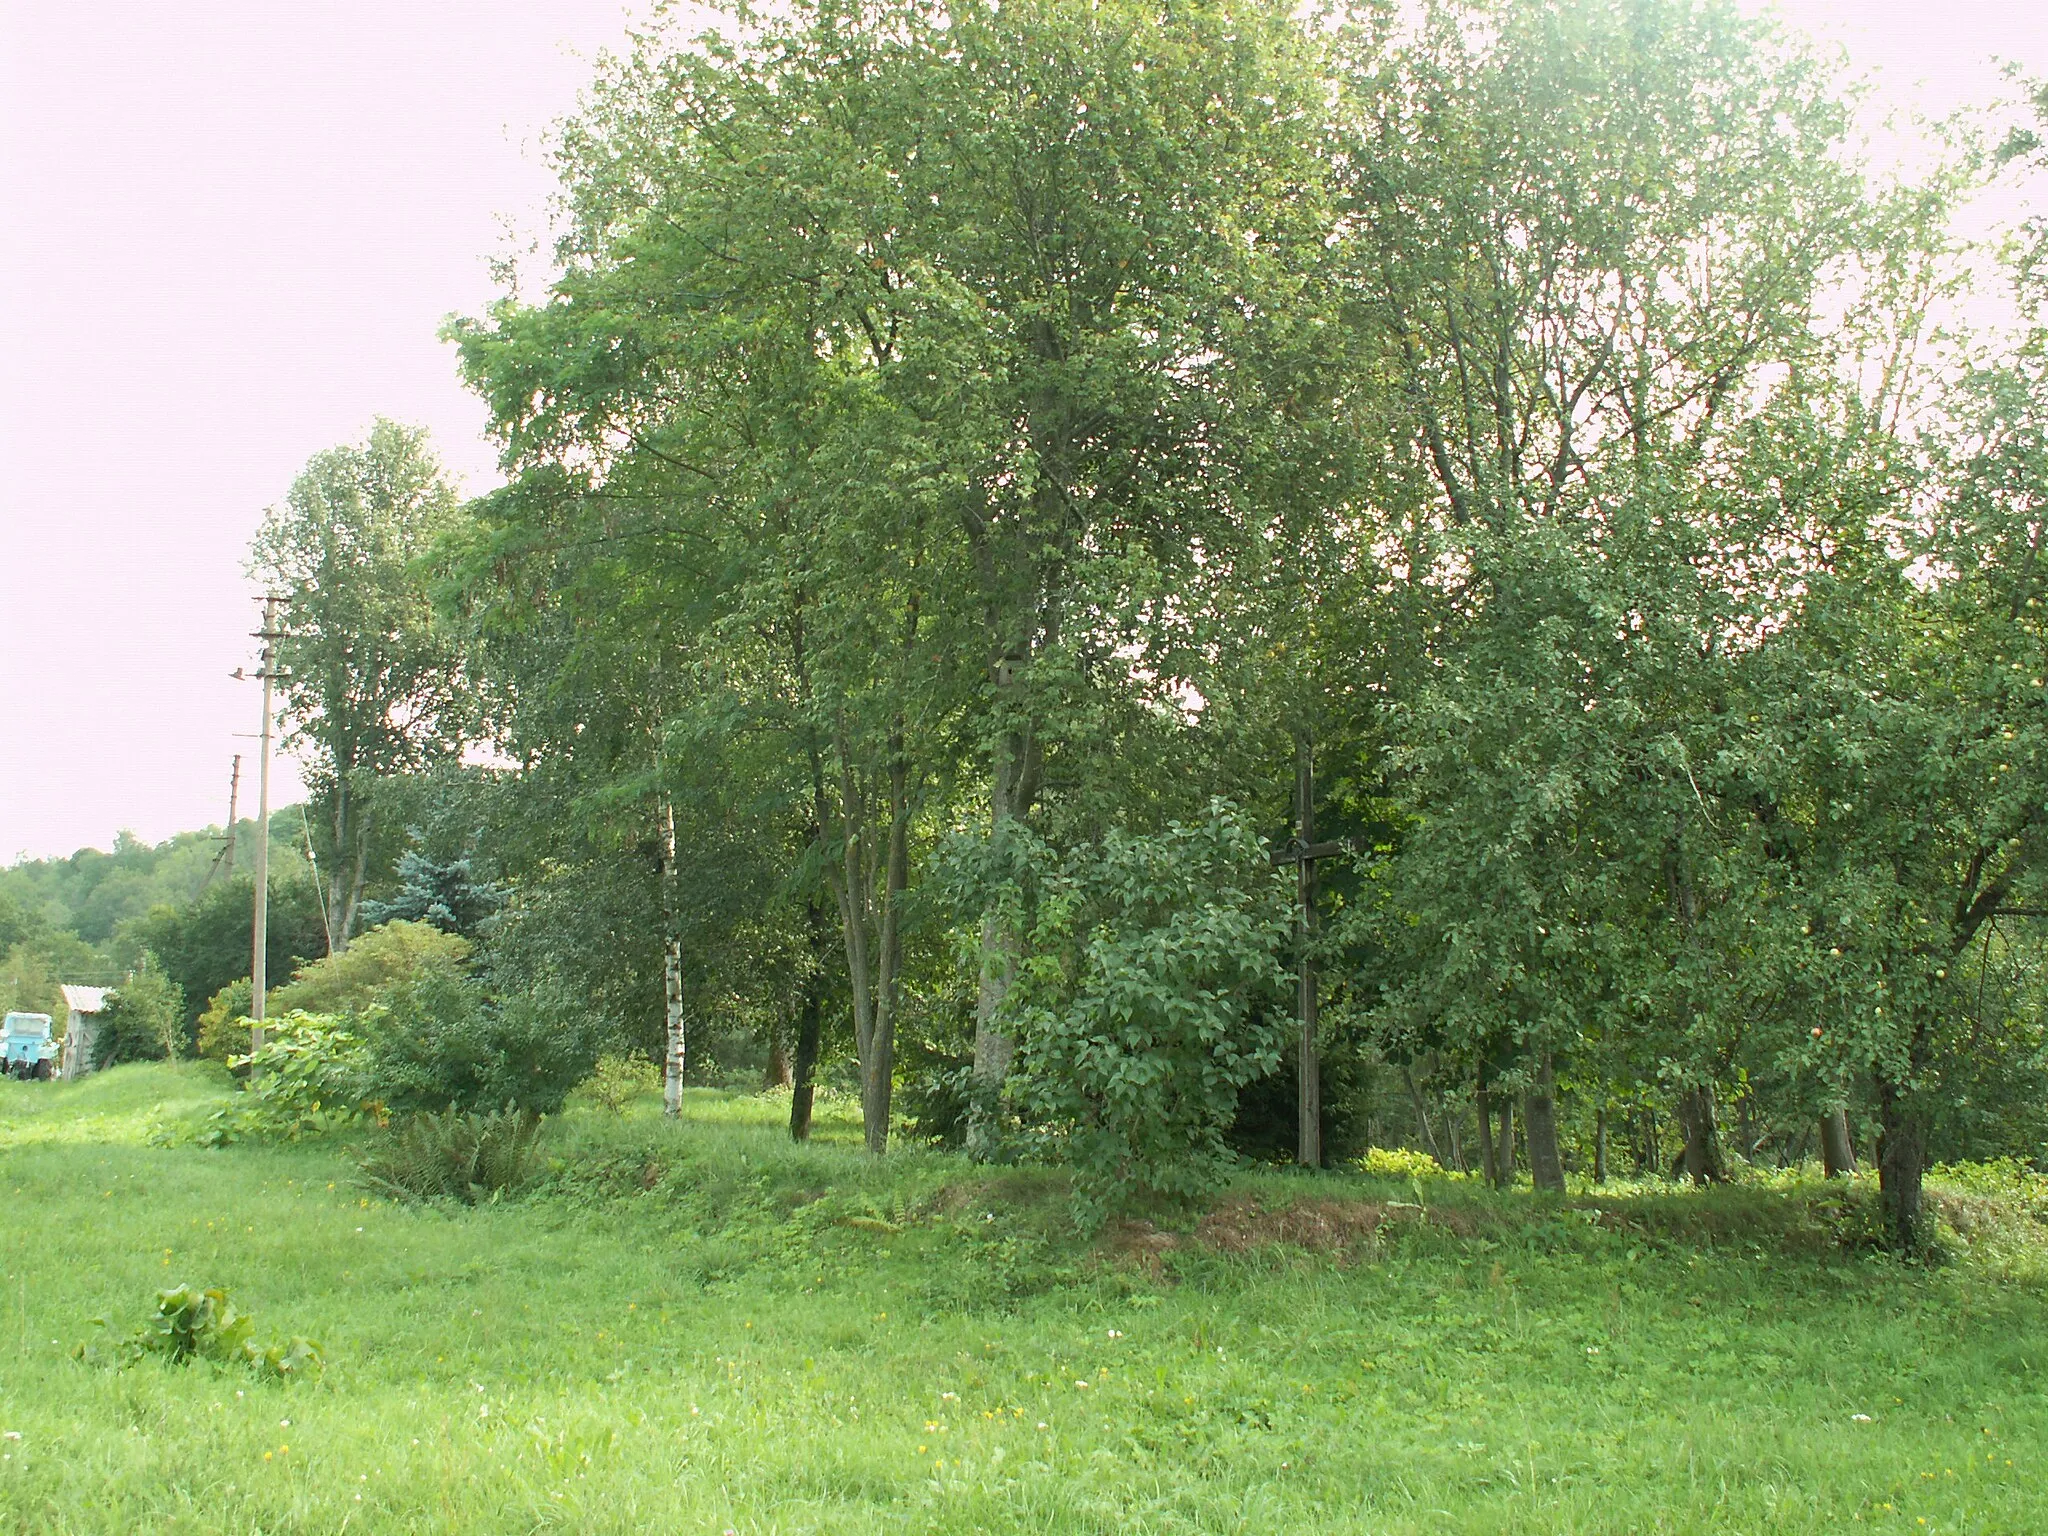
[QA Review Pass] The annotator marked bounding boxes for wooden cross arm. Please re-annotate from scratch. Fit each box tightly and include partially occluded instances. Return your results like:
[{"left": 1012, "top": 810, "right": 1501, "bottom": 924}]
[{"left": 1271, "top": 839, "right": 1350, "bottom": 866}]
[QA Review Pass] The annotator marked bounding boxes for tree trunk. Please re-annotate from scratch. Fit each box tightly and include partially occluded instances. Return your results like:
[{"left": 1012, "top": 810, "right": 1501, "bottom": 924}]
[
  {"left": 790, "top": 898, "right": 828, "bottom": 1144},
  {"left": 831, "top": 719, "right": 911, "bottom": 1158},
  {"left": 1476, "top": 1083, "right": 1498, "bottom": 1186},
  {"left": 1493, "top": 1096, "right": 1516, "bottom": 1188},
  {"left": 1820, "top": 1105, "right": 1858, "bottom": 1178},
  {"left": 1876, "top": 1077, "right": 1928, "bottom": 1255},
  {"left": 967, "top": 702, "right": 1041, "bottom": 1157},
  {"left": 660, "top": 798, "right": 686, "bottom": 1119},
  {"left": 861, "top": 752, "right": 909, "bottom": 1157},
  {"left": 1676, "top": 1084, "right": 1726, "bottom": 1185},
  {"left": 1404, "top": 1066, "right": 1442, "bottom": 1163},
  {"left": 766, "top": 1033, "right": 793, "bottom": 1090},
  {"left": 325, "top": 780, "right": 350, "bottom": 957},
  {"left": 341, "top": 801, "right": 372, "bottom": 952},
  {"left": 1294, "top": 739, "right": 1322, "bottom": 1169},
  {"left": 1523, "top": 1052, "right": 1565, "bottom": 1193},
  {"left": 1593, "top": 1108, "right": 1608, "bottom": 1184}
]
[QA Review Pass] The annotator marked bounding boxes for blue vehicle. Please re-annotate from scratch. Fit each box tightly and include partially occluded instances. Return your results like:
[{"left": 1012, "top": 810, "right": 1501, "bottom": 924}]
[{"left": 4, "top": 1013, "right": 56, "bottom": 1080}]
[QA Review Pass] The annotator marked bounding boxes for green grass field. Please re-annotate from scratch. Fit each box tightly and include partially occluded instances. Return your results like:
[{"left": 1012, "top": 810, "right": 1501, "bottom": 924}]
[{"left": 3, "top": 1064, "right": 2046, "bottom": 1534}]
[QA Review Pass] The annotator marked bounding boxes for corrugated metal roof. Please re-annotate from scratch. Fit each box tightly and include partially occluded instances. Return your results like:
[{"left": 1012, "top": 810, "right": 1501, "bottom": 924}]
[{"left": 60, "top": 984, "right": 110, "bottom": 1012}]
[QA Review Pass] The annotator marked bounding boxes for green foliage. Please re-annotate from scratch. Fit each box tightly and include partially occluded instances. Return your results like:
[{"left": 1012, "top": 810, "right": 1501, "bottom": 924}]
[
  {"left": 194, "top": 977, "right": 253, "bottom": 1062},
  {"left": 571, "top": 1052, "right": 658, "bottom": 1115},
  {"left": 78, "top": 1283, "right": 322, "bottom": 1382},
  {"left": 1359, "top": 1146, "right": 1449, "bottom": 1179},
  {"left": 202, "top": 1010, "right": 377, "bottom": 1143},
  {"left": 358, "top": 1107, "right": 544, "bottom": 1204},
  {"left": 358, "top": 840, "right": 504, "bottom": 937},
  {"left": 0, "top": 821, "right": 305, "bottom": 949},
  {"left": 133, "top": 872, "right": 327, "bottom": 1032},
  {"left": 251, "top": 419, "right": 471, "bottom": 952},
  {"left": 368, "top": 965, "right": 601, "bottom": 1116},
  {"left": 92, "top": 953, "right": 187, "bottom": 1066},
  {"left": 270, "top": 918, "right": 471, "bottom": 1017},
  {"left": 993, "top": 803, "right": 1292, "bottom": 1213},
  {"left": 0, "top": 939, "right": 72, "bottom": 1024}
]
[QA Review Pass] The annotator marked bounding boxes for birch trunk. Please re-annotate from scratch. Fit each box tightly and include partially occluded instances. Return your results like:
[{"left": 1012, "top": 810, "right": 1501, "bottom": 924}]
[{"left": 661, "top": 798, "right": 685, "bottom": 1119}]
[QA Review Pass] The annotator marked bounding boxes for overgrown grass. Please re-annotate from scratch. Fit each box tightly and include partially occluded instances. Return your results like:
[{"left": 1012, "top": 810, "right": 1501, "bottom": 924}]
[{"left": 3, "top": 1063, "right": 2046, "bottom": 1533}]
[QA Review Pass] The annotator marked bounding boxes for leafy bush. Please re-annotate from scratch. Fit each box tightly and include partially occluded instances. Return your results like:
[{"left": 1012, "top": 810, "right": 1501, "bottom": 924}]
[
  {"left": 201, "top": 1010, "right": 377, "bottom": 1143},
  {"left": 270, "top": 919, "right": 471, "bottom": 1016},
  {"left": 1360, "top": 1146, "right": 1448, "bottom": 1179},
  {"left": 359, "top": 1107, "right": 545, "bottom": 1204},
  {"left": 194, "top": 978, "right": 253, "bottom": 1062},
  {"left": 93, "top": 953, "right": 187, "bottom": 1066},
  {"left": 572, "top": 1053, "right": 659, "bottom": 1115},
  {"left": 898, "top": 1060, "right": 976, "bottom": 1148},
  {"left": 77, "top": 1284, "right": 322, "bottom": 1381},
  {"left": 991, "top": 802, "right": 1293, "bottom": 1216},
  {"left": 368, "top": 966, "right": 601, "bottom": 1116}
]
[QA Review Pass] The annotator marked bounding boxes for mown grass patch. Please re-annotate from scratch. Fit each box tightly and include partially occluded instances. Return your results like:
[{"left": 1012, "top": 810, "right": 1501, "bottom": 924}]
[{"left": 3, "top": 1064, "right": 2046, "bottom": 1534}]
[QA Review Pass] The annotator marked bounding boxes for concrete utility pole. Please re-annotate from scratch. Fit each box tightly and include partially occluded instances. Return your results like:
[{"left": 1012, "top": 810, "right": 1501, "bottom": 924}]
[{"left": 248, "top": 596, "right": 282, "bottom": 1055}]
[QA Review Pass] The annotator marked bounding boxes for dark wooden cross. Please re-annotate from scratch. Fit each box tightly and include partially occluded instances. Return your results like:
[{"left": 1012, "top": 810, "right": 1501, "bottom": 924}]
[{"left": 1272, "top": 739, "right": 1346, "bottom": 1168}]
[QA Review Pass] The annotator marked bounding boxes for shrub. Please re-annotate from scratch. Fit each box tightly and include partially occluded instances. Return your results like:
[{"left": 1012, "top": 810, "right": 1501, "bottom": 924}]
[
  {"left": 359, "top": 1107, "right": 545, "bottom": 1204},
  {"left": 270, "top": 919, "right": 471, "bottom": 1016},
  {"left": 77, "top": 1284, "right": 322, "bottom": 1381},
  {"left": 195, "top": 978, "right": 253, "bottom": 1062},
  {"left": 1359, "top": 1146, "right": 1448, "bottom": 1179},
  {"left": 93, "top": 954, "right": 187, "bottom": 1066},
  {"left": 990, "top": 802, "right": 1293, "bottom": 1216},
  {"left": 200, "top": 1010, "right": 377, "bottom": 1143},
  {"left": 573, "top": 1053, "right": 659, "bottom": 1115},
  {"left": 367, "top": 967, "right": 601, "bottom": 1116}
]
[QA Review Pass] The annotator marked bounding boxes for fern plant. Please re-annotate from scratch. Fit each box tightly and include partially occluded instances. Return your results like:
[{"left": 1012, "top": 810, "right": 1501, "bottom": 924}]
[{"left": 359, "top": 1107, "right": 544, "bottom": 1204}]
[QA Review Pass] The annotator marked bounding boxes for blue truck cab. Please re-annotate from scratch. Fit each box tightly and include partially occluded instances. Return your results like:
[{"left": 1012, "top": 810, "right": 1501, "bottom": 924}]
[{"left": 4, "top": 1012, "right": 56, "bottom": 1079}]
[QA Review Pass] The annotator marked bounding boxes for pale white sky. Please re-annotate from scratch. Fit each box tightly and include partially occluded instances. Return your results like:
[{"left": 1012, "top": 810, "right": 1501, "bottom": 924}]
[{"left": 1, "top": 0, "right": 2045, "bottom": 862}]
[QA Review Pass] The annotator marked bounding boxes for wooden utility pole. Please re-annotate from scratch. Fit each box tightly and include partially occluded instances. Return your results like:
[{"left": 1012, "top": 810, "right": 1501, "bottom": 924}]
[
  {"left": 248, "top": 597, "right": 282, "bottom": 1055},
  {"left": 1272, "top": 738, "right": 1344, "bottom": 1168},
  {"left": 199, "top": 755, "right": 242, "bottom": 892}
]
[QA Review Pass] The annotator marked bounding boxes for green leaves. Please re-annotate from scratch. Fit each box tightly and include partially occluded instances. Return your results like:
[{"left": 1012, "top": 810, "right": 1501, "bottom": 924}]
[
  {"left": 78, "top": 1284, "right": 324, "bottom": 1383},
  {"left": 204, "top": 1009, "right": 377, "bottom": 1144},
  {"left": 980, "top": 802, "right": 1291, "bottom": 1214}
]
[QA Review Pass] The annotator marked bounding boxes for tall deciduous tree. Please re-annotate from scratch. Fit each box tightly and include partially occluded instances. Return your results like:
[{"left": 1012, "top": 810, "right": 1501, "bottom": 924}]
[
  {"left": 251, "top": 420, "right": 470, "bottom": 953},
  {"left": 449, "top": 0, "right": 1334, "bottom": 1151},
  {"left": 1333, "top": 0, "right": 1878, "bottom": 1189}
]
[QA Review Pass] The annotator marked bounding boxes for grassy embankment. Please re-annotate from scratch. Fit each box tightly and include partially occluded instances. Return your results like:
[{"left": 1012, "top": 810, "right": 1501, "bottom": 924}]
[{"left": 3, "top": 1062, "right": 2046, "bottom": 1534}]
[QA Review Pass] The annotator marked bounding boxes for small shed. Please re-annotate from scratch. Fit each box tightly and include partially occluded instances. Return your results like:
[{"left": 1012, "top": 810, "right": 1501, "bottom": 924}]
[{"left": 58, "top": 984, "right": 110, "bottom": 1081}]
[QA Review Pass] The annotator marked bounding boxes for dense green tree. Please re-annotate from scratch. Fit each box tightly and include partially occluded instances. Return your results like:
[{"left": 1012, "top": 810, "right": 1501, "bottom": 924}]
[
  {"left": 450, "top": 0, "right": 1340, "bottom": 1152},
  {"left": 251, "top": 420, "right": 471, "bottom": 952},
  {"left": 1328, "top": 0, "right": 1888, "bottom": 1189},
  {"left": 134, "top": 874, "right": 327, "bottom": 1035}
]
